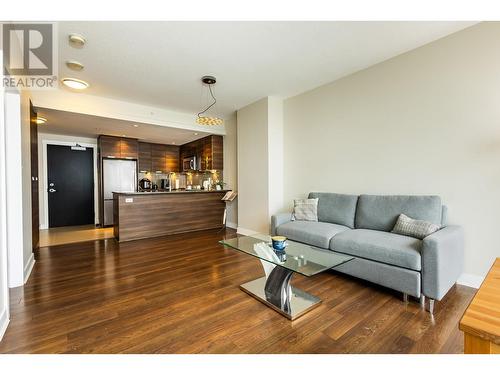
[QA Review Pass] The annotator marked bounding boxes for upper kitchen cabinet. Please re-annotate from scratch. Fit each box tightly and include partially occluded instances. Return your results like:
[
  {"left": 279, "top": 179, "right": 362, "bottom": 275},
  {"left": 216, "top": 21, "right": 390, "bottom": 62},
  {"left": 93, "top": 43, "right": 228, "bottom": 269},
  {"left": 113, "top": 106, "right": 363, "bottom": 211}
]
[
  {"left": 164, "top": 145, "right": 180, "bottom": 173},
  {"left": 120, "top": 138, "right": 139, "bottom": 159},
  {"left": 138, "top": 142, "right": 152, "bottom": 172},
  {"left": 180, "top": 135, "right": 223, "bottom": 171},
  {"left": 151, "top": 143, "right": 167, "bottom": 174},
  {"left": 99, "top": 135, "right": 122, "bottom": 158},
  {"left": 99, "top": 135, "right": 139, "bottom": 159}
]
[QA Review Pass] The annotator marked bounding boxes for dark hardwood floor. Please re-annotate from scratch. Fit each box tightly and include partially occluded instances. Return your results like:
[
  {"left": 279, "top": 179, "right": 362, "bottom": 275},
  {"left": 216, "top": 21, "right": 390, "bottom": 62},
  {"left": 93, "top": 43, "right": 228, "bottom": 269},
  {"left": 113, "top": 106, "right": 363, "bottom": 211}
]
[{"left": 0, "top": 229, "right": 475, "bottom": 354}]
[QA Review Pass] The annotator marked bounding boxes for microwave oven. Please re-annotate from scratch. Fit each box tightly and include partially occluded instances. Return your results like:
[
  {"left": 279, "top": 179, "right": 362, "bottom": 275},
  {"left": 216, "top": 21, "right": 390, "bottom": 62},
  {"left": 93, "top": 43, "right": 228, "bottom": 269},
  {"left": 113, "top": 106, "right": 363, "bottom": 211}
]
[{"left": 183, "top": 156, "right": 198, "bottom": 171}]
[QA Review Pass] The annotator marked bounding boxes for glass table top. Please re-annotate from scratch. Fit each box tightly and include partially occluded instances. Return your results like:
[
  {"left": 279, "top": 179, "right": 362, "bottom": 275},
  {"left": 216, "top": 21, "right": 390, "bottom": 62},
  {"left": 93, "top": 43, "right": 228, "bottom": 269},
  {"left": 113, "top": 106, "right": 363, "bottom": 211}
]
[{"left": 219, "top": 234, "right": 353, "bottom": 277}]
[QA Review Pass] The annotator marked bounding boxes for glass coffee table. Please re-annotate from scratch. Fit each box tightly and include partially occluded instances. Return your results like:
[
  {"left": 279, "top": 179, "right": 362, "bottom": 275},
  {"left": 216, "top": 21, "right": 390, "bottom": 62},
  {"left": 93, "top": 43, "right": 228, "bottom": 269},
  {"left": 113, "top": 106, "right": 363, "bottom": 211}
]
[{"left": 219, "top": 234, "right": 353, "bottom": 320}]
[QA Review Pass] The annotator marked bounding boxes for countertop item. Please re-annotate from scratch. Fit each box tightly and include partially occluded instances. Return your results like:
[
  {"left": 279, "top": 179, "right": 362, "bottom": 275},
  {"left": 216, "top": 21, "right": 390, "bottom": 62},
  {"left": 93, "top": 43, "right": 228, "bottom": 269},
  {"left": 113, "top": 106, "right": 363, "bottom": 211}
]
[{"left": 459, "top": 258, "right": 500, "bottom": 353}]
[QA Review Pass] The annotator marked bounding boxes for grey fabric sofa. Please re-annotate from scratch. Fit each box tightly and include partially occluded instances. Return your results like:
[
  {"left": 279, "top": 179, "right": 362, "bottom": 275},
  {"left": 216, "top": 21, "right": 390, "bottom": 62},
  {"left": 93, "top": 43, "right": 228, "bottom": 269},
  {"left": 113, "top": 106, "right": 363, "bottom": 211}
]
[{"left": 271, "top": 193, "right": 464, "bottom": 314}]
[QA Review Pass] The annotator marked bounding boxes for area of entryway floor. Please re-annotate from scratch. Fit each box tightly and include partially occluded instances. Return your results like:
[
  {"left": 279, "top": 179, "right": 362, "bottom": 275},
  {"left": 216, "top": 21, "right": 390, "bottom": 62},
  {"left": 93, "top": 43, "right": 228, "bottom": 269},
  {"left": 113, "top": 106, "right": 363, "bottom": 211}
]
[{"left": 39, "top": 225, "right": 114, "bottom": 247}]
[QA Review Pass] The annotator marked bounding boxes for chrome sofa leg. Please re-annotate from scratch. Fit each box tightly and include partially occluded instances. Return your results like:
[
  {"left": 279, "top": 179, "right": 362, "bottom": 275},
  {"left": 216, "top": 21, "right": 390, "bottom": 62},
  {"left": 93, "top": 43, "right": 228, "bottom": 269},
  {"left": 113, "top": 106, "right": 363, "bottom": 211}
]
[
  {"left": 403, "top": 293, "right": 408, "bottom": 303},
  {"left": 428, "top": 299, "right": 435, "bottom": 315},
  {"left": 420, "top": 295, "right": 425, "bottom": 307}
]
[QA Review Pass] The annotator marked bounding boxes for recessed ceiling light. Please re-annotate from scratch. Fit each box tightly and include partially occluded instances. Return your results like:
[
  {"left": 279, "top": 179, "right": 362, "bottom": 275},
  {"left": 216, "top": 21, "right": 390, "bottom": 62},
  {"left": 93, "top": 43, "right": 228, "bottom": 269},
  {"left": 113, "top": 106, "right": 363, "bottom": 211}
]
[
  {"left": 122, "top": 135, "right": 126, "bottom": 137},
  {"left": 69, "top": 34, "right": 86, "bottom": 48},
  {"left": 61, "top": 78, "right": 89, "bottom": 90},
  {"left": 36, "top": 117, "right": 47, "bottom": 125},
  {"left": 66, "top": 60, "right": 84, "bottom": 71},
  {"left": 133, "top": 124, "right": 139, "bottom": 128},
  {"left": 172, "top": 142, "right": 176, "bottom": 145},
  {"left": 193, "top": 132, "right": 198, "bottom": 135}
]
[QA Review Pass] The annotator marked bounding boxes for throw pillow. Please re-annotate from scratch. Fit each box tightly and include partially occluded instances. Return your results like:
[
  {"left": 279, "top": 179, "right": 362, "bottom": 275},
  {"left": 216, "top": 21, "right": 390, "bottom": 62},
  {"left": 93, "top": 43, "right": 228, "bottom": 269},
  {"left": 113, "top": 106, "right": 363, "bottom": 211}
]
[
  {"left": 292, "top": 198, "right": 319, "bottom": 221},
  {"left": 391, "top": 213, "right": 440, "bottom": 240}
]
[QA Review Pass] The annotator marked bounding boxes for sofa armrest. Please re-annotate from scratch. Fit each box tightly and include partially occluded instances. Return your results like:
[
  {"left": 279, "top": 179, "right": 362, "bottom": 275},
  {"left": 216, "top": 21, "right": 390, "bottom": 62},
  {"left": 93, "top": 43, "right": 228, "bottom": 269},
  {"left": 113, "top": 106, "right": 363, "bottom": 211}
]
[
  {"left": 271, "top": 213, "right": 293, "bottom": 236},
  {"left": 421, "top": 225, "right": 464, "bottom": 301}
]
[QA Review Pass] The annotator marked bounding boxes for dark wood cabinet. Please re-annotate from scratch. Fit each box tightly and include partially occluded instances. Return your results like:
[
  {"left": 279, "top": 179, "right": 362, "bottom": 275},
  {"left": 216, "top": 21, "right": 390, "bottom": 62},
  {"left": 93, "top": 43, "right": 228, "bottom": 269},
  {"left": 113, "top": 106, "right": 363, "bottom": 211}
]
[
  {"left": 165, "top": 145, "right": 180, "bottom": 173},
  {"left": 138, "top": 142, "right": 152, "bottom": 172},
  {"left": 99, "top": 136, "right": 122, "bottom": 158},
  {"left": 181, "top": 135, "right": 223, "bottom": 171},
  {"left": 120, "top": 138, "right": 139, "bottom": 159},
  {"left": 99, "top": 136, "right": 138, "bottom": 159},
  {"left": 151, "top": 143, "right": 167, "bottom": 174}
]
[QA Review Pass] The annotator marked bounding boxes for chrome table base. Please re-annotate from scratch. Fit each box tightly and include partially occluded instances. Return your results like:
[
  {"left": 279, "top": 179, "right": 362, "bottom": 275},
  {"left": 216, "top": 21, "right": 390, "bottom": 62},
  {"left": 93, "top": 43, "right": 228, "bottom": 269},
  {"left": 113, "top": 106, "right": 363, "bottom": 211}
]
[{"left": 240, "top": 265, "right": 321, "bottom": 320}]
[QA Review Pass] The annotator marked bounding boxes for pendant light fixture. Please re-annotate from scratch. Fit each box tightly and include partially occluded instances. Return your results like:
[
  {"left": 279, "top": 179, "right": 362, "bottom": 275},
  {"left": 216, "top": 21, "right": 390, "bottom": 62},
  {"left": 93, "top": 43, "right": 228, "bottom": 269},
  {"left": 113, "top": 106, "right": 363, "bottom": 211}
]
[{"left": 196, "top": 76, "right": 223, "bottom": 126}]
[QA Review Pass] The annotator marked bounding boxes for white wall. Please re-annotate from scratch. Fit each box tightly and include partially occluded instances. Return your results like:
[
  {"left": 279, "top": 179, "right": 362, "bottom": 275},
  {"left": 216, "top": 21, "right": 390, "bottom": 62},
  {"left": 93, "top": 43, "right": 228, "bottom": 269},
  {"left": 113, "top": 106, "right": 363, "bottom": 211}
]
[
  {"left": 4, "top": 92, "right": 26, "bottom": 288},
  {"left": 237, "top": 97, "right": 284, "bottom": 234},
  {"left": 223, "top": 113, "right": 238, "bottom": 228},
  {"left": 0, "top": 49, "right": 11, "bottom": 340},
  {"left": 283, "top": 22, "right": 500, "bottom": 282},
  {"left": 38, "top": 133, "right": 99, "bottom": 229},
  {"left": 237, "top": 98, "right": 270, "bottom": 233}
]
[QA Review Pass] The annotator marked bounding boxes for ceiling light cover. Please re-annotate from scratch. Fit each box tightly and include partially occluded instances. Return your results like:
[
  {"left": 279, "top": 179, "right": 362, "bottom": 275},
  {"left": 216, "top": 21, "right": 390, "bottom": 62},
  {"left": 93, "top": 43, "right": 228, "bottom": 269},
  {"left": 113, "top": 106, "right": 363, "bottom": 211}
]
[
  {"left": 197, "top": 75, "right": 223, "bottom": 126},
  {"left": 36, "top": 117, "right": 47, "bottom": 125},
  {"left": 66, "top": 60, "right": 84, "bottom": 71},
  {"left": 62, "top": 78, "right": 89, "bottom": 90},
  {"left": 69, "top": 34, "right": 86, "bottom": 48}
]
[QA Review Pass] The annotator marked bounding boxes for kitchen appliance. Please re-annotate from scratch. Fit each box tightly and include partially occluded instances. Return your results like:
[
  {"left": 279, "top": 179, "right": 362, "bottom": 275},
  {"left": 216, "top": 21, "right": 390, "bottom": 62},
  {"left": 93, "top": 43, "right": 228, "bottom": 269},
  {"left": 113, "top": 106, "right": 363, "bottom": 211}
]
[
  {"left": 182, "top": 156, "right": 198, "bottom": 171},
  {"left": 103, "top": 159, "right": 137, "bottom": 226},
  {"left": 139, "top": 178, "right": 151, "bottom": 190},
  {"left": 160, "top": 178, "right": 170, "bottom": 190}
]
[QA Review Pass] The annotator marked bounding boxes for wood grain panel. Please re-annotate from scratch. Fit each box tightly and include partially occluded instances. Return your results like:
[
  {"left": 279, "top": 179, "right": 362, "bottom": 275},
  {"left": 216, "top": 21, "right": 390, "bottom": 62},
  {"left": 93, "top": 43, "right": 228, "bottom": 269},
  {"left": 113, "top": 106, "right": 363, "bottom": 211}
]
[
  {"left": 211, "top": 135, "right": 223, "bottom": 171},
  {"left": 460, "top": 258, "right": 500, "bottom": 353},
  {"left": 164, "top": 145, "right": 180, "bottom": 172},
  {"left": 114, "top": 192, "right": 226, "bottom": 241},
  {"left": 151, "top": 143, "right": 166, "bottom": 173},
  {"left": 120, "top": 138, "right": 138, "bottom": 159},
  {"left": 99, "top": 135, "right": 121, "bottom": 158},
  {"left": 0, "top": 229, "right": 476, "bottom": 354},
  {"left": 138, "top": 142, "right": 152, "bottom": 172}
]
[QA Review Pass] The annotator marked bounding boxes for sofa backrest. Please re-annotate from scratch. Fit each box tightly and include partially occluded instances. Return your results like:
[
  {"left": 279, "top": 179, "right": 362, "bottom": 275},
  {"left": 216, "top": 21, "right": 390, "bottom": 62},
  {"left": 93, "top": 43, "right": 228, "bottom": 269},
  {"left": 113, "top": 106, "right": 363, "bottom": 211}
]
[
  {"left": 355, "top": 194, "right": 442, "bottom": 232},
  {"left": 308, "top": 192, "right": 359, "bottom": 228}
]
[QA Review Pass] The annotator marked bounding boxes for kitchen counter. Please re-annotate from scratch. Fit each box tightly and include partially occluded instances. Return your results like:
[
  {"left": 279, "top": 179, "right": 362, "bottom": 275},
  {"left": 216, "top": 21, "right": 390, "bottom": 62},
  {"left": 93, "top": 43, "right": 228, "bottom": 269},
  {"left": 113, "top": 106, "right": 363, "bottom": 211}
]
[
  {"left": 113, "top": 190, "right": 230, "bottom": 195},
  {"left": 113, "top": 190, "right": 227, "bottom": 242}
]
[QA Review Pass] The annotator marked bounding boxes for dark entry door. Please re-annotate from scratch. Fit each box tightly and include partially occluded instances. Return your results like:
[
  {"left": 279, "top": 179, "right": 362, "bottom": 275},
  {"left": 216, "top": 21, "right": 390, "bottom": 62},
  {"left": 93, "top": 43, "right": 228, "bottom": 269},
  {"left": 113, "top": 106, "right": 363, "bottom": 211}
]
[{"left": 47, "top": 145, "right": 94, "bottom": 228}]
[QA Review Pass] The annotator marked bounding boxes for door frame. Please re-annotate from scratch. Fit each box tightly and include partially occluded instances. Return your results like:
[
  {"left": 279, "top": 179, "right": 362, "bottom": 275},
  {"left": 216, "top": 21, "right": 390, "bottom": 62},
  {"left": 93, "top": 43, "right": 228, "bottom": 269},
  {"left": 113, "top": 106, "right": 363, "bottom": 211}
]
[{"left": 41, "top": 140, "right": 98, "bottom": 229}]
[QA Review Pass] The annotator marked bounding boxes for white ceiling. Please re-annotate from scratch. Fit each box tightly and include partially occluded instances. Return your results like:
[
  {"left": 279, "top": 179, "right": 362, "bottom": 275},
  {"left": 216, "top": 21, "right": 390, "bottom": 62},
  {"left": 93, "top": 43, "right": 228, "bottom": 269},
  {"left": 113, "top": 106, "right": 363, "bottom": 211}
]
[
  {"left": 37, "top": 108, "right": 211, "bottom": 145},
  {"left": 57, "top": 21, "right": 477, "bottom": 117}
]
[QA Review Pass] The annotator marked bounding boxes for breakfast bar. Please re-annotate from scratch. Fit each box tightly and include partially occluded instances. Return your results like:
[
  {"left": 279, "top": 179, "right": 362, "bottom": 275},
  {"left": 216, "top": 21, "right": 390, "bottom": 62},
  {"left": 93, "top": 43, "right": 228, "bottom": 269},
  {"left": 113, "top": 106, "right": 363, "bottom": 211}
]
[{"left": 113, "top": 190, "right": 228, "bottom": 242}]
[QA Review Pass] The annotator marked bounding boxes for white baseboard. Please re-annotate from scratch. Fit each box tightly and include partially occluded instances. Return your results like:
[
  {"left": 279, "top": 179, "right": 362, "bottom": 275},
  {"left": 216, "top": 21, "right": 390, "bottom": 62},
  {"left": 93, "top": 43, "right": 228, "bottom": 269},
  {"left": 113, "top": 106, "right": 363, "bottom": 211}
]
[
  {"left": 0, "top": 308, "right": 9, "bottom": 341},
  {"left": 457, "top": 273, "right": 484, "bottom": 289},
  {"left": 39, "top": 223, "right": 48, "bottom": 230},
  {"left": 23, "top": 253, "right": 35, "bottom": 284},
  {"left": 236, "top": 227, "right": 258, "bottom": 236},
  {"left": 226, "top": 221, "right": 237, "bottom": 229}
]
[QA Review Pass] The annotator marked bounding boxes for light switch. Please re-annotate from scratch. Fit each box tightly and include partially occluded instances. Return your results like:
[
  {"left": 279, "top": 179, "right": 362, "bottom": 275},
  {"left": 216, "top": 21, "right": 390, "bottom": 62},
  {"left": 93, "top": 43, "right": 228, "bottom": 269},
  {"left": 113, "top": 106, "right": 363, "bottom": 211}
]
[{"left": 125, "top": 198, "right": 134, "bottom": 203}]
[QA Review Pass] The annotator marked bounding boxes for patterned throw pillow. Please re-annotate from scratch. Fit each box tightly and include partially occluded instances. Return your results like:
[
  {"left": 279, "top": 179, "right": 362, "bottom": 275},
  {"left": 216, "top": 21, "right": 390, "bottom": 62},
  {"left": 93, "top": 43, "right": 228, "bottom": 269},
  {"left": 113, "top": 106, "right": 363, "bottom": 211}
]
[
  {"left": 292, "top": 198, "right": 319, "bottom": 221},
  {"left": 391, "top": 213, "right": 440, "bottom": 240}
]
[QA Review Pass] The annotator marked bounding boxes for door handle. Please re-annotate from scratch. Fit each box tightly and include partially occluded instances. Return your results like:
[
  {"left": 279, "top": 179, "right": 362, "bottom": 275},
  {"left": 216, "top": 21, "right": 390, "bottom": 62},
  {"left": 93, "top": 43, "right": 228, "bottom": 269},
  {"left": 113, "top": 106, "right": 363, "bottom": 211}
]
[{"left": 49, "top": 188, "right": 57, "bottom": 193}]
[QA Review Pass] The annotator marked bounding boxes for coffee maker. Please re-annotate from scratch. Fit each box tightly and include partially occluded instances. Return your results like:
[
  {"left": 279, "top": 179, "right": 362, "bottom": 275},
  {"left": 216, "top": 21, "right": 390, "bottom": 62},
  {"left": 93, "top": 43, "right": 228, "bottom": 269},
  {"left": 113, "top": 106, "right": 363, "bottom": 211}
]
[{"left": 160, "top": 177, "right": 171, "bottom": 190}]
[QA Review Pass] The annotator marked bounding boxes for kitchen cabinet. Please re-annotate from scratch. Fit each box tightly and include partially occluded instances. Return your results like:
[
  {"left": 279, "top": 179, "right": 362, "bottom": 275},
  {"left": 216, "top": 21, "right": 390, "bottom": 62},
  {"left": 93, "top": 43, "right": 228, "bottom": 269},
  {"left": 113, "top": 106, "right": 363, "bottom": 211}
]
[
  {"left": 138, "top": 142, "right": 152, "bottom": 172},
  {"left": 99, "top": 135, "right": 138, "bottom": 159},
  {"left": 99, "top": 136, "right": 122, "bottom": 158},
  {"left": 181, "top": 135, "right": 223, "bottom": 171},
  {"left": 151, "top": 143, "right": 166, "bottom": 174},
  {"left": 120, "top": 138, "right": 139, "bottom": 159},
  {"left": 165, "top": 145, "right": 179, "bottom": 172}
]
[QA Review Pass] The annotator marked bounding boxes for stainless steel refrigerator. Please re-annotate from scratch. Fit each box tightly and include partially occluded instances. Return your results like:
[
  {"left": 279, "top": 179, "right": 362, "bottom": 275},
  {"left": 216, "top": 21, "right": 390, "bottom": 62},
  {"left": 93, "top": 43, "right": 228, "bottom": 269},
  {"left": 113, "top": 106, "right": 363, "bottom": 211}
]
[{"left": 103, "top": 159, "right": 137, "bottom": 226}]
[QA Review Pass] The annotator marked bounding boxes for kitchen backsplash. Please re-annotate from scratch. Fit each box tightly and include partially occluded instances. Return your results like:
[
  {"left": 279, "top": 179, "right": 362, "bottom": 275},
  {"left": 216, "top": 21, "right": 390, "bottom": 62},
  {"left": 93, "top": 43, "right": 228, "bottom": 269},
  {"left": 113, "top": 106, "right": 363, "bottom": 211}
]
[{"left": 138, "top": 170, "right": 224, "bottom": 190}]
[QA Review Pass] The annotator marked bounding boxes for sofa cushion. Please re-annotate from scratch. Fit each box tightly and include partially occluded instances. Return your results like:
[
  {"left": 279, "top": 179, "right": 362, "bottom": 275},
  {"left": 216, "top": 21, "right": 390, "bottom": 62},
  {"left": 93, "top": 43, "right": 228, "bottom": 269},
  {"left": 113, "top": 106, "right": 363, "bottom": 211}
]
[
  {"left": 308, "top": 192, "right": 359, "bottom": 228},
  {"left": 276, "top": 221, "right": 350, "bottom": 249},
  {"left": 330, "top": 229, "right": 422, "bottom": 271},
  {"left": 355, "top": 194, "right": 442, "bottom": 232}
]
